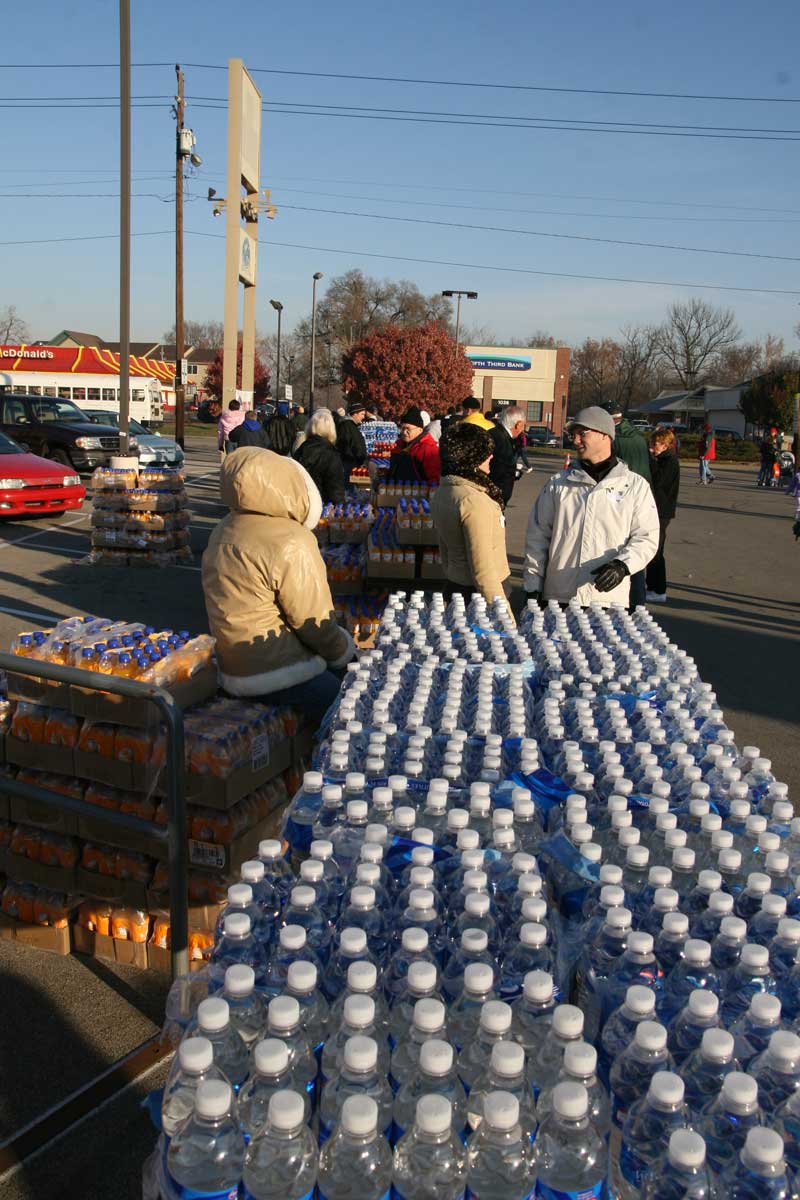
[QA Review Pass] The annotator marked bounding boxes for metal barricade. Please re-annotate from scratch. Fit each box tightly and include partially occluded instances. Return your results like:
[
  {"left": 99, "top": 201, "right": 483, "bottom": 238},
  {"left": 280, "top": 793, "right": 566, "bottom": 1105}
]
[{"left": 0, "top": 652, "right": 188, "bottom": 978}]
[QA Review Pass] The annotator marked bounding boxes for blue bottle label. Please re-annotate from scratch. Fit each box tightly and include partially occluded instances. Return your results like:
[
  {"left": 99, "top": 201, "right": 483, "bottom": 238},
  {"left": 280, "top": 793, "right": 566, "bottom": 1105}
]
[
  {"left": 619, "top": 1140, "right": 647, "bottom": 1189},
  {"left": 169, "top": 1183, "right": 239, "bottom": 1200},
  {"left": 243, "top": 1191, "right": 314, "bottom": 1200},
  {"left": 319, "top": 1192, "right": 390, "bottom": 1200},
  {"left": 536, "top": 1182, "right": 605, "bottom": 1200}
]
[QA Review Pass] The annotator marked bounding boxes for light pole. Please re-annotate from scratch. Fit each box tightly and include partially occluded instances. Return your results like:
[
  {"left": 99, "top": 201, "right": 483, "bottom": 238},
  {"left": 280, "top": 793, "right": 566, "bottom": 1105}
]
[
  {"left": 310, "top": 271, "right": 323, "bottom": 413},
  {"left": 270, "top": 299, "right": 283, "bottom": 404},
  {"left": 441, "top": 289, "right": 478, "bottom": 352}
]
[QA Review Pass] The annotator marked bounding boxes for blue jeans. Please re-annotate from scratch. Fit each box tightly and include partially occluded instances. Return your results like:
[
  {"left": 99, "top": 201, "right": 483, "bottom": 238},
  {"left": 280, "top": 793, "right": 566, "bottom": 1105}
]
[
  {"left": 699, "top": 458, "right": 712, "bottom": 483},
  {"left": 256, "top": 669, "right": 344, "bottom": 727}
]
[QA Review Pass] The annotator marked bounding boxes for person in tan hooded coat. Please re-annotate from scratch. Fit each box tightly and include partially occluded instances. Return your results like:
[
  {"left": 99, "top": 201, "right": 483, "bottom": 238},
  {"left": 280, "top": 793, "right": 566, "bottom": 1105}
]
[{"left": 202, "top": 447, "right": 356, "bottom": 721}]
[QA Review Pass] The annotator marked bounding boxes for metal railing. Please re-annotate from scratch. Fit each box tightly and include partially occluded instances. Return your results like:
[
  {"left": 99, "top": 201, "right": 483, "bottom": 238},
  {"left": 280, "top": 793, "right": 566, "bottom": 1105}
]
[{"left": 0, "top": 652, "right": 188, "bottom": 978}]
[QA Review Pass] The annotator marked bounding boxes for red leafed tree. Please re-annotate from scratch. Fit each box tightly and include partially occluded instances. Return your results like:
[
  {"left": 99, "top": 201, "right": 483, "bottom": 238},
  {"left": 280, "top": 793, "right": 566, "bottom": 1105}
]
[
  {"left": 204, "top": 339, "right": 270, "bottom": 404},
  {"left": 341, "top": 321, "right": 474, "bottom": 420}
]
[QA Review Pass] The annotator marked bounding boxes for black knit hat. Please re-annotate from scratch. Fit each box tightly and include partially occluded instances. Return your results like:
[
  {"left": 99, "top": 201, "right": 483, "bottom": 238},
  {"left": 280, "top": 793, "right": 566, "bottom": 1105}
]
[
  {"left": 400, "top": 405, "right": 424, "bottom": 427},
  {"left": 445, "top": 422, "right": 494, "bottom": 472}
]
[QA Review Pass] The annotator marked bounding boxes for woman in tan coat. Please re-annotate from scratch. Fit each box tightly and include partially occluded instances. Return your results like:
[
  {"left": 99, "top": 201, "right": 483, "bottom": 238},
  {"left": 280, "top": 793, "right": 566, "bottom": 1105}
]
[{"left": 430, "top": 423, "right": 510, "bottom": 602}]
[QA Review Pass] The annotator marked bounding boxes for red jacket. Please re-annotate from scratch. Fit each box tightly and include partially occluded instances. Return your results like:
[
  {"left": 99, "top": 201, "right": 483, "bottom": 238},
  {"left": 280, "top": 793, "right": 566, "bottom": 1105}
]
[
  {"left": 699, "top": 432, "right": 716, "bottom": 461},
  {"left": 390, "top": 430, "right": 441, "bottom": 483}
]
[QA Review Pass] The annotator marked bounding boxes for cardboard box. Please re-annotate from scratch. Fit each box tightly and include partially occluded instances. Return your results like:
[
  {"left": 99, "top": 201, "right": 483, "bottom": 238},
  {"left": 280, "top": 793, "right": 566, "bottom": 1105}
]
[
  {"left": 366, "top": 557, "right": 416, "bottom": 581},
  {"left": 0, "top": 911, "right": 71, "bottom": 956},
  {"left": 326, "top": 528, "right": 369, "bottom": 545},
  {"left": 0, "top": 848, "right": 78, "bottom": 892},
  {"left": 146, "top": 942, "right": 207, "bottom": 974},
  {"left": 146, "top": 896, "right": 224, "bottom": 929},
  {"left": 75, "top": 867, "right": 150, "bottom": 908},
  {"left": 69, "top": 662, "right": 218, "bottom": 728},
  {"left": 419, "top": 558, "right": 447, "bottom": 581},
  {"left": 5, "top": 672, "right": 72, "bottom": 709},
  {"left": 73, "top": 923, "right": 148, "bottom": 969},
  {"left": 187, "top": 806, "right": 293, "bottom": 873},
  {"left": 5, "top": 735, "right": 76, "bottom": 777},
  {"left": 10, "top": 794, "right": 80, "bottom": 836},
  {"left": 182, "top": 733, "right": 293, "bottom": 811},
  {"left": 77, "top": 811, "right": 165, "bottom": 859},
  {"left": 327, "top": 578, "right": 364, "bottom": 596},
  {"left": 395, "top": 525, "right": 438, "bottom": 547},
  {"left": 73, "top": 749, "right": 157, "bottom": 793}
]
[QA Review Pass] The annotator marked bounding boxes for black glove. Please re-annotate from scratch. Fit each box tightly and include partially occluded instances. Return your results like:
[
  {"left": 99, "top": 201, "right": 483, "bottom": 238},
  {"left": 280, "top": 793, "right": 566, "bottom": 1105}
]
[
  {"left": 526, "top": 589, "right": 544, "bottom": 607},
  {"left": 591, "top": 558, "right": 629, "bottom": 593}
]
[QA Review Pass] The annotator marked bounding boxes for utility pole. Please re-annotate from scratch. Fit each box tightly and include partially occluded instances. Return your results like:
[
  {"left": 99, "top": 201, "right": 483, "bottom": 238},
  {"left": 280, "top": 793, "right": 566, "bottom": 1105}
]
[
  {"left": 118, "top": 0, "right": 131, "bottom": 455},
  {"left": 310, "top": 271, "right": 323, "bottom": 413},
  {"left": 174, "top": 64, "right": 186, "bottom": 448},
  {"left": 270, "top": 299, "right": 283, "bottom": 404}
]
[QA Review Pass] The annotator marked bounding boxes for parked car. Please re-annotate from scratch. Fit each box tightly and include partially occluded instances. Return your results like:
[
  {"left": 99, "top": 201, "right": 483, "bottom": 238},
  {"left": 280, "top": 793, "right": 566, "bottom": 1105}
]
[
  {"left": 712, "top": 428, "right": 743, "bottom": 442},
  {"left": 0, "top": 429, "right": 85, "bottom": 518},
  {"left": 196, "top": 399, "right": 220, "bottom": 424},
  {"left": 526, "top": 426, "right": 559, "bottom": 447},
  {"left": 81, "top": 410, "right": 184, "bottom": 467},
  {"left": 0, "top": 394, "right": 137, "bottom": 475}
]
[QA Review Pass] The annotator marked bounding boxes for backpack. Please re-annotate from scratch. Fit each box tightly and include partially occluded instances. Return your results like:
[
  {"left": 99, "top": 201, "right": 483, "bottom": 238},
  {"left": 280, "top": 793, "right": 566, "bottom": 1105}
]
[{"left": 267, "top": 414, "right": 296, "bottom": 456}]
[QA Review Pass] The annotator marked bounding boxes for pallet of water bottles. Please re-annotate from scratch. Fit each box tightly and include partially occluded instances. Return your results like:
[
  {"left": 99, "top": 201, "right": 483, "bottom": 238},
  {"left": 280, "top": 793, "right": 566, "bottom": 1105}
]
[{"left": 86, "top": 464, "right": 192, "bottom": 567}]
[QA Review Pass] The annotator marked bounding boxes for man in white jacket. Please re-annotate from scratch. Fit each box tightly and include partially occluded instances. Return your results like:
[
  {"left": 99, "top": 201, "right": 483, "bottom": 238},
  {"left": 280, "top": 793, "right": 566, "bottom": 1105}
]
[{"left": 523, "top": 406, "right": 659, "bottom": 607}]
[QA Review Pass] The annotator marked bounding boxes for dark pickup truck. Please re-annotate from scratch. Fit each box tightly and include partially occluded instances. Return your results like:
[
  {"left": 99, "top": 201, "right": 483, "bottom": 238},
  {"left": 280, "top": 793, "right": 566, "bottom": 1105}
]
[{"left": 0, "top": 393, "right": 137, "bottom": 474}]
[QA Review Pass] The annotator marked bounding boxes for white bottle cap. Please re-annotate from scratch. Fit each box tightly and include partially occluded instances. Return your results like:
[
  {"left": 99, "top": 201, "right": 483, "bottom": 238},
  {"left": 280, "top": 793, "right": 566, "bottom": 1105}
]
[
  {"left": 654, "top": 888, "right": 679, "bottom": 912},
  {"left": 721, "top": 1071, "right": 759, "bottom": 1114},
  {"left": 762, "top": 896, "right": 788, "bottom": 918},
  {"left": 415, "top": 1093, "right": 452, "bottom": 1136},
  {"left": 344, "top": 993, "right": 375, "bottom": 1030},
  {"left": 465, "top": 893, "right": 491, "bottom": 918},
  {"left": 224, "top": 964, "right": 255, "bottom": 997},
  {"left": 483, "top": 1090, "right": 519, "bottom": 1132},
  {"left": 347, "top": 800, "right": 369, "bottom": 821},
  {"left": 626, "top": 985, "right": 656, "bottom": 1017},
  {"left": 349, "top": 886, "right": 376, "bottom": 911},
  {"left": 268, "top": 995, "right": 300, "bottom": 1032},
  {"left": 707, "top": 891, "right": 733, "bottom": 915},
  {"left": 240, "top": 860, "right": 265, "bottom": 883},
  {"left": 741, "top": 944, "right": 769, "bottom": 970},
  {"left": 259, "top": 838, "right": 283, "bottom": 860},
  {"left": 635, "top": 1020, "right": 668, "bottom": 1052},
  {"left": 463, "top": 869, "right": 488, "bottom": 892},
  {"left": 178, "top": 1036, "right": 213, "bottom": 1074},
  {"left": 564, "top": 1041, "right": 597, "bottom": 1079},
  {"left": 668, "top": 1129, "right": 706, "bottom": 1170},
  {"left": 340, "top": 928, "right": 368, "bottom": 957},
  {"left": 683, "top": 938, "right": 711, "bottom": 965},
  {"left": 600, "top": 885, "right": 626, "bottom": 908},
  {"left": 688, "top": 990, "right": 718, "bottom": 1019},
  {"left": 552, "top": 1004, "right": 584, "bottom": 1039},
  {"left": 702, "top": 1028, "right": 734, "bottom": 1063},
  {"left": 420, "top": 1038, "right": 453, "bottom": 1076},
  {"left": 343, "top": 1035, "right": 378, "bottom": 1073},
  {"left": 628, "top": 932, "right": 654, "bottom": 956},
  {"left": 290, "top": 885, "right": 316, "bottom": 908},
  {"left": 743, "top": 1127, "right": 784, "bottom": 1170},
  {"left": 553, "top": 1080, "right": 589, "bottom": 1120},
  {"left": 767, "top": 851, "right": 790, "bottom": 874},
  {"left": 663, "top": 912, "right": 689, "bottom": 937},
  {"left": 523, "top": 970, "right": 554, "bottom": 1004},
  {"left": 747, "top": 872, "right": 772, "bottom": 896},
  {"left": 413, "top": 997, "right": 445, "bottom": 1034},
  {"left": 287, "top": 960, "right": 317, "bottom": 994},
  {"left": 697, "top": 870, "right": 722, "bottom": 893},
  {"left": 408, "top": 961, "right": 438, "bottom": 993},
  {"left": 347, "top": 961, "right": 377, "bottom": 994},
  {"left": 720, "top": 916, "right": 747, "bottom": 940},
  {"left": 227, "top": 883, "right": 253, "bottom": 906},
  {"left": 462, "top": 929, "right": 489, "bottom": 954},
  {"left": 520, "top": 922, "right": 547, "bottom": 948},
  {"left": 627, "top": 846, "right": 650, "bottom": 869},
  {"left": 521, "top": 898, "right": 547, "bottom": 924},
  {"left": 197, "top": 997, "right": 230, "bottom": 1033},
  {"left": 411, "top": 847, "right": 435, "bottom": 869},
  {"left": 356, "top": 864, "right": 381, "bottom": 889},
  {"left": 519, "top": 874, "right": 543, "bottom": 897},
  {"left": 649, "top": 1071, "right": 685, "bottom": 1108},
  {"left": 491, "top": 1040, "right": 525, "bottom": 1078},
  {"left": 194, "top": 1079, "right": 232, "bottom": 1121},
  {"left": 223, "top": 912, "right": 251, "bottom": 939},
  {"left": 409, "top": 888, "right": 435, "bottom": 913},
  {"left": 672, "top": 848, "right": 695, "bottom": 871},
  {"left": 310, "top": 838, "right": 334, "bottom": 861},
  {"left": 341, "top": 1093, "right": 378, "bottom": 1136},
  {"left": 279, "top": 924, "right": 306, "bottom": 950},
  {"left": 750, "top": 993, "right": 781, "bottom": 1023},
  {"left": 606, "top": 908, "right": 633, "bottom": 931},
  {"left": 268, "top": 1089, "right": 305, "bottom": 1131},
  {"left": 457, "top": 829, "right": 481, "bottom": 851},
  {"left": 480, "top": 1000, "right": 512, "bottom": 1034},
  {"left": 300, "top": 860, "right": 324, "bottom": 884},
  {"left": 768, "top": 1031, "right": 800, "bottom": 1069}
]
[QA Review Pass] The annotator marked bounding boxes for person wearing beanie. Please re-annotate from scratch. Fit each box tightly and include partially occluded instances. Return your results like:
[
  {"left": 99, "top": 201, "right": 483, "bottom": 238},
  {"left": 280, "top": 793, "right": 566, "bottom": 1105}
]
[
  {"left": 524, "top": 405, "right": 659, "bottom": 607},
  {"left": 431, "top": 423, "right": 510, "bottom": 603},
  {"left": 387, "top": 405, "right": 441, "bottom": 483},
  {"left": 460, "top": 396, "right": 494, "bottom": 431},
  {"left": 335, "top": 401, "right": 369, "bottom": 479}
]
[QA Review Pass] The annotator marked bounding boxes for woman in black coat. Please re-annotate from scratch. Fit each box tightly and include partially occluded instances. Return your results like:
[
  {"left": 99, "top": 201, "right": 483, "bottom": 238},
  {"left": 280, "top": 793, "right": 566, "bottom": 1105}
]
[
  {"left": 293, "top": 407, "right": 347, "bottom": 504},
  {"left": 646, "top": 426, "right": 680, "bottom": 602}
]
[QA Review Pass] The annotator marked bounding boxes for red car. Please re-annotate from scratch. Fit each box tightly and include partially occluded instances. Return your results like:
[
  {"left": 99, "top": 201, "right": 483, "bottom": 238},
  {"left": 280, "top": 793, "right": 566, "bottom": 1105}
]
[{"left": 0, "top": 430, "right": 85, "bottom": 518}]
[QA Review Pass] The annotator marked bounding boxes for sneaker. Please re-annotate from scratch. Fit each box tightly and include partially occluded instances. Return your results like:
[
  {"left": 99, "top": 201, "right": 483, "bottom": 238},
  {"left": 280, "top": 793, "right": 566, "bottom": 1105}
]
[
  {"left": 646, "top": 591, "right": 667, "bottom": 603},
  {"left": 525, "top": 467, "right": 533, "bottom": 474}
]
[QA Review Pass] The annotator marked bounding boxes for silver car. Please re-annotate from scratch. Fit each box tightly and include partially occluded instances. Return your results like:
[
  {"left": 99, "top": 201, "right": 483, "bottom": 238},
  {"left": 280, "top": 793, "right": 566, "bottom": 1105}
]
[{"left": 81, "top": 410, "right": 185, "bottom": 467}]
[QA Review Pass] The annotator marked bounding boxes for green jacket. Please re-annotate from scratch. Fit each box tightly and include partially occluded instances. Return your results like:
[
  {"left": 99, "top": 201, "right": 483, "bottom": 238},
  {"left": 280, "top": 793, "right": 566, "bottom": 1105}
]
[{"left": 613, "top": 418, "right": 651, "bottom": 483}]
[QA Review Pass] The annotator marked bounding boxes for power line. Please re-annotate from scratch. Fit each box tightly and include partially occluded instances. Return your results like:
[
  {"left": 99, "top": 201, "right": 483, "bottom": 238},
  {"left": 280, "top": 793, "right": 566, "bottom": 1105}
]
[{"left": 1, "top": 225, "right": 798, "bottom": 296}]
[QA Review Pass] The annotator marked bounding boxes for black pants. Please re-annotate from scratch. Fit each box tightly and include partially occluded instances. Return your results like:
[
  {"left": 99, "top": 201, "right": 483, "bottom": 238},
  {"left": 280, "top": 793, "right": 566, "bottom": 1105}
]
[
  {"left": 646, "top": 519, "right": 671, "bottom": 595},
  {"left": 628, "top": 568, "right": 647, "bottom": 609}
]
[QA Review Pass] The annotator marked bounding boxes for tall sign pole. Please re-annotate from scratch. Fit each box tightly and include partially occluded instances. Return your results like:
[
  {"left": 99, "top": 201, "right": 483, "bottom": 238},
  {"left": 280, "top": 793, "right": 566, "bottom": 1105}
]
[
  {"left": 118, "top": 0, "right": 131, "bottom": 453},
  {"left": 174, "top": 64, "right": 186, "bottom": 447}
]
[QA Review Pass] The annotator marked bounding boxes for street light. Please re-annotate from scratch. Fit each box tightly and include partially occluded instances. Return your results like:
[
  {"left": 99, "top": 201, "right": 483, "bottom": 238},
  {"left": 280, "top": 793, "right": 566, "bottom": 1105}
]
[
  {"left": 270, "top": 299, "right": 283, "bottom": 404},
  {"left": 310, "top": 271, "right": 323, "bottom": 413},
  {"left": 441, "top": 289, "right": 478, "bottom": 351}
]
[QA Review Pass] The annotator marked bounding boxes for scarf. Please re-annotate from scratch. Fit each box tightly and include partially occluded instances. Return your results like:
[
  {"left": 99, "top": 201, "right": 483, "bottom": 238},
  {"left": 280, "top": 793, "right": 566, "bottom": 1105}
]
[{"left": 448, "top": 468, "right": 506, "bottom": 510}]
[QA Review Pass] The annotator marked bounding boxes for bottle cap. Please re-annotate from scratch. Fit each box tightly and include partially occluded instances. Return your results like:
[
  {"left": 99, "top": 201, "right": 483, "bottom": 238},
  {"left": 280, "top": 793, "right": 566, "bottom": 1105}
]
[
  {"left": 290, "top": 885, "right": 316, "bottom": 908},
  {"left": 412, "top": 997, "right": 445, "bottom": 1034},
  {"left": 268, "top": 995, "right": 300, "bottom": 1032},
  {"left": 480, "top": 1000, "right": 512, "bottom": 1034},
  {"left": 668, "top": 1129, "right": 706, "bottom": 1170},
  {"left": 223, "top": 913, "right": 251, "bottom": 939},
  {"left": 767, "top": 851, "right": 790, "bottom": 874},
  {"left": 762, "top": 895, "right": 788, "bottom": 918},
  {"left": 227, "top": 883, "right": 253, "bottom": 906},
  {"left": 553, "top": 1080, "right": 588, "bottom": 1120},
  {"left": 304, "top": 770, "right": 324, "bottom": 791},
  {"left": 341, "top": 1093, "right": 378, "bottom": 1136},
  {"left": 259, "top": 839, "right": 284, "bottom": 861},
  {"left": 465, "top": 893, "right": 491, "bottom": 918},
  {"left": 701, "top": 1028, "right": 734, "bottom": 1063},
  {"left": 662, "top": 912, "right": 689, "bottom": 936},
  {"left": 402, "top": 927, "right": 429, "bottom": 953},
  {"left": 310, "top": 839, "right": 333, "bottom": 860},
  {"left": 197, "top": 997, "right": 230, "bottom": 1033},
  {"left": 749, "top": 993, "right": 781, "bottom": 1024},
  {"left": 600, "top": 885, "right": 625, "bottom": 908},
  {"left": 720, "top": 916, "right": 747, "bottom": 940},
  {"left": 343, "top": 1035, "right": 378, "bottom": 1073},
  {"left": 521, "top": 898, "right": 547, "bottom": 924},
  {"left": 279, "top": 924, "right": 306, "bottom": 950},
  {"left": 340, "top": 928, "right": 368, "bottom": 957},
  {"left": 287, "top": 961, "right": 317, "bottom": 994},
  {"left": 240, "top": 860, "right": 265, "bottom": 883},
  {"left": 409, "top": 888, "right": 435, "bottom": 913},
  {"left": 356, "top": 864, "right": 381, "bottom": 889},
  {"left": 741, "top": 944, "right": 769, "bottom": 970},
  {"left": 768, "top": 1030, "right": 800, "bottom": 1069},
  {"left": 415, "top": 1093, "right": 452, "bottom": 1136},
  {"left": 268, "top": 1089, "right": 305, "bottom": 1131},
  {"left": 349, "top": 886, "right": 376, "bottom": 911},
  {"left": 627, "top": 846, "right": 649, "bottom": 868},
  {"left": 564, "top": 1041, "right": 597, "bottom": 1079},
  {"left": 347, "top": 800, "right": 368, "bottom": 820},
  {"left": 194, "top": 1079, "right": 232, "bottom": 1121},
  {"left": 484, "top": 1090, "right": 519, "bottom": 1131},
  {"left": 519, "top": 873, "right": 544, "bottom": 897},
  {"left": 420, "top": 1038, "right": 453, "bottom": 1076},
  {"left": 463, "top": 869, "right": 488, "bottom": 891},
  {"left": 721, "top": 1071, "right": 759, "bottom": 1114},
  {"left": 408, "top": 961, "right": 437, "bottom": 993},
  {"left": 343, "top": 993, "right": 375, "bottom": 1030},
  {"left": 523, "top": 970, "right": 554, "bottom": 1004},
  {"left": 635, "top": 1020, "right": 667, "bottom": 1052},
  {"left": 626, "top": 985, "right": 656, "bottom": 1017},
  {"left": 178, "top": 1036, "right": 213, "bottom": 1074},
  {"left": 224, "top": 964, "right": 255, "bottom": 997},
  {"left": 743, "top": 1128, "right": 784, "bottom": 1170},
  {"left": 747, "top": 872, "right": 772, "bottom": 896},
  {"left": 649, "top": 1071, "right": 685, "bottom": 1108},
  {"left": 552, "top": 1004, "right": 584, "bottom": 1039},
  {"left": 697, "top": 870, "right": 722, "bottom": 893},
  {"left": 683, "top": 938, "right": 711, "bottom": 965},
  {"left": 457, "top": 829, "right": 481, "bottom": 851},
  {"left": 627, "top": 932, "right": 654, "bottom": 956},
  {"left": 347, "top": 961, "right": 377, "bottom": 994},
  {"left": 672, "top": 848, "right": 695, "bottom": 870},
  {"left": 462, "top": 929, "right": 489, "bottom": 953},
  {"left": 606, "top": 908, "right": 633, "bottom": 931},
  {"left": 491, "top": 1040, "right": 525, "bottom": 1078},
  {"left": 519, "top": 922, "right": 547, "bottom": 949},
  {"left": 688, "top": 989, "right": 718, "bottom": 1019},
  {"left": 654, "top": 888, "right": 678, "bottom": 912},
  {"left": 707, "top": 891, "right": 733, "bottom": 915},
  {"left": 410, "top": 846, "right": 435, "bottom": 869}
]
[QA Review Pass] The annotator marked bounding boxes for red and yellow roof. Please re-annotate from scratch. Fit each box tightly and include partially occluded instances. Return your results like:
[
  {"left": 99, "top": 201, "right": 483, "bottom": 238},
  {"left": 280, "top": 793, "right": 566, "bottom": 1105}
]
[{"left": 0, "top": 345, "right": 175, "bottom": 382}]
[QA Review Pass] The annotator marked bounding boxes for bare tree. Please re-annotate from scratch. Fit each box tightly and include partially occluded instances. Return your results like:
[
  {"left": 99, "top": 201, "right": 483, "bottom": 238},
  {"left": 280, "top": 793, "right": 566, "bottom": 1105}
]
[
  {"left": 616, "top": 324, "right": 659, "bottom": 411},
  {"left": 655, "top": 298, "right": 741, "bottom": 390},
  {"left": 0, "top": 305, "right": 29, "bottom": 343},
  {"left": 162, "top": 319, "right": 224, "bottom": 348}
]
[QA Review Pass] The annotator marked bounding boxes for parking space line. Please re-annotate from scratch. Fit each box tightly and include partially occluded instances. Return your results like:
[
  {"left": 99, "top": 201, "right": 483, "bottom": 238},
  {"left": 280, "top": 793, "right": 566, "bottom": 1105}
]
[
  {"left": 0, "top": 602, "right": 64, "bottom": 622},
  {"left": 0, "top": 513, "right": 88, "bottom": 551}
]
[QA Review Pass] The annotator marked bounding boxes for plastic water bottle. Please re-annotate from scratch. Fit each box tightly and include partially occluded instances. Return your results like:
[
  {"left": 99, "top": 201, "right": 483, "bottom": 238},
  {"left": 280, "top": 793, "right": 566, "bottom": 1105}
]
[
  {"left": 511, "top": 969, "right": 556, "bottom": 1057},
  {"left": 319, "top": 1035, "right": 393, "bottom": 1146},
  {"left": 690, "top": 889, "right": 734, "bottom": 942},
  {"left": 774, "top": 1085, "right": 800, "bottom": 1179},
  {"left": 322, "top": 995, "right": 389, "bottom": 1085},
  {"left": 609, "top": 1020, "right": 674, "bottom": 1129},
  {"left": 338, "top": 886, "right": 390, "bottom": 964},
  {"left": 285, "top": 961, "right": 329, "bottom": 1055},
  {"left": 240, "top": 860, "right": 281, "bottom": 934},
  {"left": 533, "top": 1081, "right": 608, "bottom": 1200},
  {"left": 384, "top": 928, "right": 435, "bottom": 1005},
  {"left": 317, "top": 1094, "right": 392, "bottom": 1199},
  {"left": 265, "top": 996, "right": 317, "bottom": 1098},
  {"left": 537, "top": 1041, "right": 611, "bottom": 1141},
  {"left": 640, "top": 1129, "right": 713, "bottom": 1200},
  {"left": 748, "top": 1031, "right": 800, "bottom": 1115},
  {"left": 666, "top": 990, "right": 720, "bottom": 1067},
  {"left": 285, "top": 771, "right": 325, "bottom": 857},
  {"left": 718, "top": 1128, "right": 790, "bottom": 1200},
  {"left": 390, "top": 997, "right": 448, "bottom": 1092},
  {"left": 264, "top": 925, "right": 322, "bottom": 996},
  {"left": 329, "top": 800, "right": 370, "bottom": 876},
  {"left": 389, "top": 961, "right": 444, "bottom": 1047},
  {"left": 531, "top": 1004, "right": 585, "bottom": 1099},
  {"left": 449, "top": 962, "right": 497, "bottom": 1052},
  {"left": 658, "top": 939, "right": 719, "bottom": 1025},
  {"left": 752, "top": 900, "right": 791, "bottom": 953},
  {"left": 617, "top": 1072, "right": 689, "bottom": 1200},
  {"left": 190, "top": 997, "right": 250, "bottom": 1089},
  {"left": 601, "top": 931, "right": 663, "bottom": 1028},
  {"left": 396, "top": 889, "right": 448, "bottom": 962},
  {"left": 161, "top": 1036, "right": 229, "bottom": 1140},
  {"left": 282, "top": 885, "right": 333, "bottom": 964},
  {"left": 702, "top": 1072, "right": 764, "bottom": 1177},
  {"left": 457, "top": 999, "right": 513, "bottom": 1092},
  {"left": 499, "top": 924, "right": 554, "bottom": 1001},
  {"left": 298, "top": 859, "right": 335, "bottom": 919},
  {"left": 310, "top": 839, "right": 347, "bottom": 912},
  {"left": 467, "top": 1040, "right": 537, "bottom": 1140},
  {"left": 574, "top": 907, "right": 632, "bottom": 1043},
  {"left": 465, "top": 1091, "right": 535, "bottom": 1199},
  {"left": 393, "top": 1039, "right": 467, "bottom": 1145},
  {"left": 600, "top": 985, "right": 657, "bottom": 1085},
  {"left": 312, "top": 785, "right": 345, "bottom": 843},
  {"left": 442, "top": 929, "right": 497, "bottom": 1004},
  {"left": 711, "top": 915, "right": 747, "bottom": 975},
  {"left": 721, "top": 943, "right": 777, "bottom": 1025},
  {"left": 237, "top": 1038, "right": 312, "bottom": 1142},
  {"left": 242, "top": 1089, "right": 317, "bottom": 1199},
  {"left": 731, "top": 993, "right": 783, "bottom": 1070},
  {"left": 324, "top": 929, "right": 375, "bottom": 1004},
  {"left": 213, "top": 912, "right": 268, "bottom": 989},
  {"left": 222, "top": 965, "right": 266, "bottom": 1050},
  {"left": 735, "top": 873, "right": 773, "bottom": 923},
  {"left": 166, "top": 1079, "right": 244, "bottom": 1200},
  {"left": 453, "top": 893, "right": 502, "bottom": 959},
  {"left": 681, "top": 1028, "right": 739, "bottom": 1117},
  {"left": 392, "top": 1094, "right": 467, "bottom": 1200}
]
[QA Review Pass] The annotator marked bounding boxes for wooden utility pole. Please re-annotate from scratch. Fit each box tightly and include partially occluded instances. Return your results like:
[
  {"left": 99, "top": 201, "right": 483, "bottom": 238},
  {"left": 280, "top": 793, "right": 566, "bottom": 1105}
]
[
  {"left": 118, "top": 0, "right": 131, "bottom": 454},
  {"left": 174, "top": 64, "right": 186, "bottom": 448}
]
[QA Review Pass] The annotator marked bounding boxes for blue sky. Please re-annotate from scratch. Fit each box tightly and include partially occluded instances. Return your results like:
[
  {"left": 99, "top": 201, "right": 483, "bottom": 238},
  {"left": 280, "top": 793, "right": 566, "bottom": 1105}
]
[{"left": 4, "top": 0, "right": 800, "bottom": 350}]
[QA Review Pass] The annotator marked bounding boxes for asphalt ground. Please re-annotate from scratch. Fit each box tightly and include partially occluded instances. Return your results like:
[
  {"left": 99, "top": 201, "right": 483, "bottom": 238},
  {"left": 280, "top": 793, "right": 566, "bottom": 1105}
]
[{"left": 0, "top": 437, "right": 796, "bottom": 1195}]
